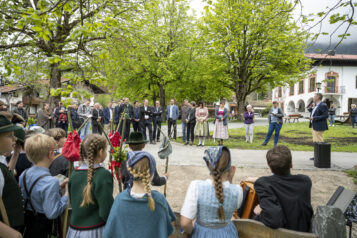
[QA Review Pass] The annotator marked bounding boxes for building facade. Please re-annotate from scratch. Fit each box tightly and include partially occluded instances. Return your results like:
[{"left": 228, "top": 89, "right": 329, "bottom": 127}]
[{"left": 272, "top": 54, "right": 357, "bottom": 117}]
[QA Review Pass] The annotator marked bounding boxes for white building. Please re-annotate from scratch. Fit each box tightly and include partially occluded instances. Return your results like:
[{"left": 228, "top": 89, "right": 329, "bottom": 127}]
[{"left": 272, "top": 54, "right": 357, "bottom": 117}]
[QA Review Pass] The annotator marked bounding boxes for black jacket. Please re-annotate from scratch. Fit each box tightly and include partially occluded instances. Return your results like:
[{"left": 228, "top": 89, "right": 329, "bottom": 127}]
[
  {"left": 121, "top": 159, "right": 166, "bottom": 189},
  {"left": 118, "top": 104, "right": 134, "bottom": 121},
  {"left": 254, "top": 174, "right": 313, "bottom": 232},
  {"left": 140, "top": 106, "right": 154, "bottom": 123},
  {"left": 187, "top": 107, "right": 196, "bottom": 124},
  {"left": 153, "top": 106, "right": 162, "bottom": 123},
  {"left": 13, "top": 107, "right": 28, "bottom": 122}
]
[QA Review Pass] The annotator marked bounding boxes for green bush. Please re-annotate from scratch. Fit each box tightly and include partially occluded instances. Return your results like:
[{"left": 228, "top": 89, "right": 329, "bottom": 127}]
[
  {"left": 261, "top": 102, "right": 272, "bottom": 117},
  {"left": 95, "top": 94, "right": 112, "bottom": 107}
]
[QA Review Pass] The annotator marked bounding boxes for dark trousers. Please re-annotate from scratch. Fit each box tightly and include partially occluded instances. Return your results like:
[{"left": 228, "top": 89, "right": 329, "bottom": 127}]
[
  {"left": 141, "top": 120, "right": 153, "bottom": 142},
  {"left": 187, "top": 122, "right": 196, "bottom": 142},
  {"left": 133, "top": 120, "right": 140, "bottom": 132},
  {"left": 24, "top": 211, "right": 56, "bottom": 238},
  {"left": 168, "top": 118, "right": 177, "bottom": 139},
  {"left": 153, "top": 120, "right": 162, "bottom": 141},
  {"left": 92, "top": 123, "right": 102, "bottom": 134},
  {"left": 264, "top": 122, "right": 282, "bottom": 145},
  {"left": 352, "top": 116, "right": 357, "bottom": 128},
  {"left": 119, "top": 120, "right": 131, "bottom": 139}
]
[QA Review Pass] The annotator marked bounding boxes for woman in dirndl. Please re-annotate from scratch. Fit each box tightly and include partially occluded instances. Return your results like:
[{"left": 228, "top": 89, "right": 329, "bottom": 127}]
[
  {"left": 213, "top": 100, "right": 229, "bottom": 145},
  {"left": 195, "top": 101, "right": 209, "bottom": 146}
]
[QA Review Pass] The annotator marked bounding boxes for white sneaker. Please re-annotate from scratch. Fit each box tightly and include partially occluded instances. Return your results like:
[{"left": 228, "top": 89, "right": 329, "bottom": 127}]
[{"left": 333, "top": 125, "right": 335, "bottom": 127}]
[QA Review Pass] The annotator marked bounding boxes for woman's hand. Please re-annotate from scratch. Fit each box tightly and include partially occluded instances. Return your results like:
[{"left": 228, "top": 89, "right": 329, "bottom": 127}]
[{"left": 254, "top": 205, "right": 262, "bottom": 215}]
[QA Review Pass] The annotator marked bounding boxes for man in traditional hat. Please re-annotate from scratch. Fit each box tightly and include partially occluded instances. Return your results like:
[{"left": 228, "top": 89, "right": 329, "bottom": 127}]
[{"left": 120, "top": 131, "right": 168, "bottom": 189}]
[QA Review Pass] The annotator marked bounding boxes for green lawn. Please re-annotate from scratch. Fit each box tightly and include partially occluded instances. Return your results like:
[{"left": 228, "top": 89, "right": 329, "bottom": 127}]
[{"left": 177, "top": 122, "right": 357, "bottom": 152}]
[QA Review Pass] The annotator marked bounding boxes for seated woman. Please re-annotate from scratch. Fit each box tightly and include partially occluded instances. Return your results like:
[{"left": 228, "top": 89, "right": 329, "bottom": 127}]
[
  {"left": 103, "top": 151, "right": 176, "bottom": 238},
  {"left": 248, "top": 145, "right": 313, "bottom": 232},
  {"left": 181, "top": 146, "right": 243, "bottom": 238}
]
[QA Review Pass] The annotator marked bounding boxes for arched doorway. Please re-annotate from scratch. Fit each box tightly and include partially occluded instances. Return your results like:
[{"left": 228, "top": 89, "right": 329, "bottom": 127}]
[
  {"left": 287, "top": 101, "right": 295, "bottom": 113},
  {"left": 297, "top": 99, "right": 305, "bottom": 112}
]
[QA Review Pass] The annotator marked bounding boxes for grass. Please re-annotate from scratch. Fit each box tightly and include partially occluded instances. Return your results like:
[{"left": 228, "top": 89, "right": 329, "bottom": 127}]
[
  {"left": 177, "top": 122, "right": 357, "bottom": 152},
  {"left": 344, "top": 169, "right": 357, "bottom": 184}
]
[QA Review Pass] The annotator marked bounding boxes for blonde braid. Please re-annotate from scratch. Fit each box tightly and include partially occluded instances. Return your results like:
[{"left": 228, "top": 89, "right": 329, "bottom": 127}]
[
  {"left": 213, "top": 170, "right": 225, "bottom": 221},
  {"left": 127, "top": 160, "right": 156, "bottom": 212},
  {"left": 80, "top": 135, "right": 107, "bottom": 207}
]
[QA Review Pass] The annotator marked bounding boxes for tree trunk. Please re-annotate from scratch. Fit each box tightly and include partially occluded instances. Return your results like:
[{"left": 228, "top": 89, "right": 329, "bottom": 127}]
[
  {"left": 159, "top": 84, "right": 166, "bottom": 121},
  {"left": 235, "top": 91, "right": 246, "bottom": 120},
  {"left": 49, "top": 63, "right": 62, "bottom": 110}
]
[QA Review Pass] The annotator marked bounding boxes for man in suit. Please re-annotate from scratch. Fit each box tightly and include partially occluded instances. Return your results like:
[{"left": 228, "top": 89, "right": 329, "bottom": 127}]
[
  {"left": 152, "top": 100, "right": 162, "bottom": 142},
  {"left": 261, "top": 101, "right": 284, "bottom": 146},
  {"left": 103, "top": 101, "right": 113, "bottom": 133},
  {"left": 181, "top": 99, "right": 190, "bottom": 144},
  {"left": 118, "top": 98, "right": 134, "bottom": 139},
  {"left": 92, "top": 103, "right": 102, "bottom": 134},
  {"left": 166, "top": 99, "right": 179, "bottom": 140},
  {"left": 140, "top": 99, "right": 155, "bottom": 144},
  {"left": 132, "top": 101, "right": 141, "bottom": 132},
  {"left": 251, "top": 145, "right": 313, "bottom": 232},
  {"left": 114, "top": 99, "right": 124, "bottom": 129},
  {"left": 309, "top": 93, "right": 328, "bottom": 143},
  {"left": 13, "top": 101, "right": 28, "bottom": 124}
]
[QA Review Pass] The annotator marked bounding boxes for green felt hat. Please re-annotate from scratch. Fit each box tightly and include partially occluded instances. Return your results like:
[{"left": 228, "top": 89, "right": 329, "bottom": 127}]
[
  {"left": 14, "top": 129, "right": 25, "bottom": 143},
  {"left": 0, "top": 115, "right": 22, "bottom": 134},
  {"left": 126, "top": 132, "right": 148, "bottom": 145}
]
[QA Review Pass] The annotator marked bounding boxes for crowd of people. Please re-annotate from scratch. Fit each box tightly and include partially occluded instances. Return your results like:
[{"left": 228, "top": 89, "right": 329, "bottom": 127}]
[{"left": 0, "top": 105, "right": 314, "bottom": 238}]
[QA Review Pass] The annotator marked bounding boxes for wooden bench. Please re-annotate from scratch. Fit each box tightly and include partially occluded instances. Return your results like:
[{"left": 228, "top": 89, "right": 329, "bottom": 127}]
[
  {"left": 234, "top": 219, "right": 317, "bottom": 238},
  {"left": 284, "top": 114, "right": 303, "bottom": 123},
  {"left": 169, "top": 213, "right": 317, "bottom": 238}
]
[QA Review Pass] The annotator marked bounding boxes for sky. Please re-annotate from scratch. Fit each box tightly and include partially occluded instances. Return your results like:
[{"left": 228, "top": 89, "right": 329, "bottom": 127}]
[{"left": 189, "top": 0, "right": 357, "bottom": 46}]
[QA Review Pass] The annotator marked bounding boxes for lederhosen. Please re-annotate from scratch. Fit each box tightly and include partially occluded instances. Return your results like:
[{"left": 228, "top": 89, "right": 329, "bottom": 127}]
[{"left": 22, "top": 170, "right": 58, "bottom": 238}]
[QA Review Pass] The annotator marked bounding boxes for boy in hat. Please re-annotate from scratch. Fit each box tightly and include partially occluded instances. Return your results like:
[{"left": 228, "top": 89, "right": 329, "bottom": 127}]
[
  {"left": 0, "top": 114, "right": 25, "bottom": 237},
  {"left": 121, "top": 131, "right": 168, "bottom": 189}
]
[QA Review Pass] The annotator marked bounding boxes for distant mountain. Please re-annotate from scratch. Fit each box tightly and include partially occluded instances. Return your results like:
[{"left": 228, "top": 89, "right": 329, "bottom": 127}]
[{"left": 305, "top": 42, "right": 357, "bottom": 55}]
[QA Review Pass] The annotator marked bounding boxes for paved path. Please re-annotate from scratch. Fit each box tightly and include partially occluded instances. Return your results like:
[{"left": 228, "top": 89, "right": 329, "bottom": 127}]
[{"left": 144, "top": 141, "right": 357, "bottom": 171}]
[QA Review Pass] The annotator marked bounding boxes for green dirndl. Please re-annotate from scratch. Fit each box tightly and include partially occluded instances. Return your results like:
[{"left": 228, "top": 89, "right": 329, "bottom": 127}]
[{"left": 195, "top": 121, "right": 209, "bottom": 137}]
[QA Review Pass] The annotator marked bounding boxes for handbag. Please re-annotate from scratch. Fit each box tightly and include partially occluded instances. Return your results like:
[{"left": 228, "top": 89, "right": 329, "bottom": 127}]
[{"left": 62, "top": 131, "right": 81, "bottom": 162}]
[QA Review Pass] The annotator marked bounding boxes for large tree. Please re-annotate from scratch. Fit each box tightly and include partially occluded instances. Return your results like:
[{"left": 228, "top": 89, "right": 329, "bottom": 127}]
[
  {"left": 200, "top": 0, "right": 311, "bottom": 114},
  {"left": 0, "top": 0, "right": 134, "bottom": 108}
]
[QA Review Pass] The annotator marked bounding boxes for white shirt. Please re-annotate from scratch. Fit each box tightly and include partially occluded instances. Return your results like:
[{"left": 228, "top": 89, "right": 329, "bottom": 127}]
[
  {"left": 0, "top": 155, "right": 7, "bottom": 166},
  {"left": 169, "top": 105, "right": 173, "bottom": 118},
  {"left": 180, "top": 179, "right": 243, "bottom": 220},
  {"left": 311, "top": 102, "right": 321, "bottom": 117},
  {"left": 144, "top": 106, "right": 149, "bottom": 120},
  {"left": 109, "top": 108, "right": 113, "bottom": 120}
]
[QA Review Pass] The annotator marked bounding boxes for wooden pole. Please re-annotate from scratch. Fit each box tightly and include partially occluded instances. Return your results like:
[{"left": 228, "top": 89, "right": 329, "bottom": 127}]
[
  {"left": 117, "top": 113, "right": 126, "bottom": 193},
  {"left": 62, "top": 109, "right": 74, "bottom": 238},
  {"left": 77, "top": 117, "right": 90, "bottom": 133}
]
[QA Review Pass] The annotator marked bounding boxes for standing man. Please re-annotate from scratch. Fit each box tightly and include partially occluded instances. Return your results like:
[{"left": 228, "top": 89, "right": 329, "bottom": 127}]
[
  {"left": 53, "top": 102, "right": 68, "bottom": 133},
  {"left": 78, "top": 99, "right": 92, "bottom": 139},
  {"left": 132, "top": 101, "right": 141, "bottom": 132},
  {"left": 104, "top": 101, "right": 113, "bottom": 133},
  {"left": 166, "top": 99, "right": 179, "bottom": 140},
  {"left": 92, "top": 103, "right": 102, "bottom": 134},
  {"left": 261, "top": 101, "right": 284, "bottom": 146},
  {"left": 309, "top": 93, "right": 328, "bottom": 144},
  {"left": 69, "top": 103, "right": 79, "bottom": 130},
  {"left": 118, "top": 98, "right": 133, "bottom": 139},
  {"left": 181, "top": 99, "right": 190, "bottom": 144},
  {"left": 140, "top": 99, "right": 154, "bottom": 144},
  {"left": 13, "top": 101, "right": 28, "bottom": 124},
  {"left": 186, "top": 101, "right": 196, "bottom": 146},
  {"left": 114, "top": 99, "right": 124, "bottom": 130},
  {"left": 152, "top": 101, "right": 163, "bottom": 142}
]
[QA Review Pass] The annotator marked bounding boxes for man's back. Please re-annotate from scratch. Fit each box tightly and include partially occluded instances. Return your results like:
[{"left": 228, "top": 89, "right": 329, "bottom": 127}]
[{"left": 254, "top": 174, "right": 313, "bottom": 232}]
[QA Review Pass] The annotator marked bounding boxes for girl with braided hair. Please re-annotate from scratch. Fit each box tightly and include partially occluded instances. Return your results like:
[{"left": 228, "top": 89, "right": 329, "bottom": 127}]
[
  {"left": 66, "top": 134, "right": 114, "bottom": 238},
  {"left": 181, "top": 146, "right": 243, "bottom": 238},
  {"left": 104, "top": 151, "right": 176, "bottom": 238}
]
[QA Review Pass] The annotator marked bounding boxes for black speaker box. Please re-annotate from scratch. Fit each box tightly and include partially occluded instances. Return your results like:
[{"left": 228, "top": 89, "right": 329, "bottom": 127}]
[{"left": 314, "top": 143, "right": 331, "bottom": 168}]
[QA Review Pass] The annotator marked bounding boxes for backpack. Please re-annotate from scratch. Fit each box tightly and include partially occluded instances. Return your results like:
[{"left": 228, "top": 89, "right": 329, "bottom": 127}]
[{"left": 58, "top": 113, "right": 67, "bottom": 123}]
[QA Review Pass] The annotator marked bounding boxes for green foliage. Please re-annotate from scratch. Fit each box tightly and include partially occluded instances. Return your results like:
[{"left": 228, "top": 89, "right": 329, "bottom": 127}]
[
  {"left": 261, "top": 103, "right": 272, "bottom": 117},
  {"left": 200, "top": 0, "right": 311, "bottom": 113},
  {"left": 95, "top": 94, "right": 112, "bottom": 107},
  {"left": 344, "top": 170, "right": 357, "bottom": 184}
]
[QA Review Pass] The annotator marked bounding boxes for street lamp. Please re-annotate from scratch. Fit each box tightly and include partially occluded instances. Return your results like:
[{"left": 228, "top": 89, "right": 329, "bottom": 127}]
[{"left": 316, "top": 82, "right": 322, "bottom": 93}]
